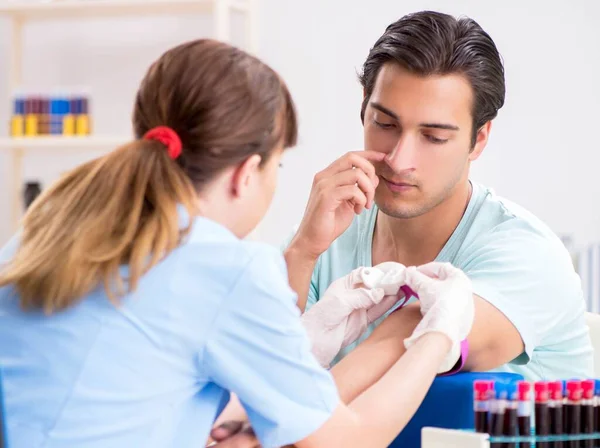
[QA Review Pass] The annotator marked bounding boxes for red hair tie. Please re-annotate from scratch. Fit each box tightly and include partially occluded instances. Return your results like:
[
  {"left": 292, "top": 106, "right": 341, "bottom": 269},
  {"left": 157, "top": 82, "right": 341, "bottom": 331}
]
[{"left": 143, "top": 126, "right": 182, "bottom": 160}]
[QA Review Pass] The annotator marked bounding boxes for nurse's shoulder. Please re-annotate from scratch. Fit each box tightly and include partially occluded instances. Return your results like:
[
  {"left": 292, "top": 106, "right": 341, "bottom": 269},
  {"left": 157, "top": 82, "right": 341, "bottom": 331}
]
[{"left": 176, "top": 216, "right": 296, "bottom": 307}]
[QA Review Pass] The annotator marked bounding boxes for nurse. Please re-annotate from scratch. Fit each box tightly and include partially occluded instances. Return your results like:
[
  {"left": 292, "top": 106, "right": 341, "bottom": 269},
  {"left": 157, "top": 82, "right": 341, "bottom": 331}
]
[{"left": 0, "top": 39, "right": 473, "bottom": 448}]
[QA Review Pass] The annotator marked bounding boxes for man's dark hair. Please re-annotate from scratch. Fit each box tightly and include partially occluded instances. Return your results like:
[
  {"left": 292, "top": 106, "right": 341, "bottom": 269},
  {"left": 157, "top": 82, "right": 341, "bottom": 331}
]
[{"left": 359, "top": 11, "right": 505, "bottom": 146}]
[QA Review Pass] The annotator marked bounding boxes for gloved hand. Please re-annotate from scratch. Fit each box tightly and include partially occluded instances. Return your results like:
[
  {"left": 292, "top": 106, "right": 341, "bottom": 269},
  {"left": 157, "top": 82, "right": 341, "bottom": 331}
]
[
  {"left": 403, "top": 262, "right": 475, "bottom": 373},
  {"left": 358, "top": 261, "right": 407, "bottom": 294},
  {"left": 301, "top": 262, "right": 406, "bottom": 368}
]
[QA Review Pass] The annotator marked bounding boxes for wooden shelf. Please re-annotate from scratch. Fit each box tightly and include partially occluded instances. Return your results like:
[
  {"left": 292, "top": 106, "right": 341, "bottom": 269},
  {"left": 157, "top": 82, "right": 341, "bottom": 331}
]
[
  {"left": 0, "top": 135, "right": 130, "bottom": 151},
  {"left": 0, "top": 0, "right": 251, "bottom": 21},
  {"left": 2, "top": 0, "right": 258, "bottom": 231}
]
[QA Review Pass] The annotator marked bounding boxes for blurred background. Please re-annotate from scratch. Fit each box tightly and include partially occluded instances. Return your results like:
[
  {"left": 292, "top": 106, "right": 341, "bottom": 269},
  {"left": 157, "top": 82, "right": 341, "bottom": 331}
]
[{"left": 0, "top": 0, "right": 598, "bottom": 285}]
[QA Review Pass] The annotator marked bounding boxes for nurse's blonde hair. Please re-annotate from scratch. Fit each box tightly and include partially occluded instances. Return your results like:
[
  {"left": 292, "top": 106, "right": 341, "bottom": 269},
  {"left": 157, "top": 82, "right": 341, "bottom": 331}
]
[{"left": 0, "top": 39, "right": 298, "bottom": 314}]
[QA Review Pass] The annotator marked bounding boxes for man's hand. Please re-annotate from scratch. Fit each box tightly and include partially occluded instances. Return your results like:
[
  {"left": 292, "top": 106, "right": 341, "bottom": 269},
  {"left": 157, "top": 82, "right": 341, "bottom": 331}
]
[
  {"left": 289, "top": 151, "right": 385, "bottom": 260},
  {"left": 208, "top": 421, "right": 259, "bottom": 448},
  {"left": 286, "top": 151, "right": 385, "bottom": 310}
]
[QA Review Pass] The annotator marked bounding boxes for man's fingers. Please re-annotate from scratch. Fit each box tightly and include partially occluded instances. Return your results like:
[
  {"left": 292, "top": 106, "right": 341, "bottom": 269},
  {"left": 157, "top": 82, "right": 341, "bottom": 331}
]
[
  {"left": 328, "top": 168, "right": 377, "bottom": 209},
  {"left": 210, "top": 424, "right": 258, "bottom": 448},
  {"left": 334, "top": 185, "right": 367, "bottom": 214},
  {"left": 323, "top": 151, "right": 385, "bottom": 184},
  {"left": 210, "top": 421, "right": 244, "bottom": 441},
  {"left": 210, "top": 434, "right": 259, "bottom": 448}
]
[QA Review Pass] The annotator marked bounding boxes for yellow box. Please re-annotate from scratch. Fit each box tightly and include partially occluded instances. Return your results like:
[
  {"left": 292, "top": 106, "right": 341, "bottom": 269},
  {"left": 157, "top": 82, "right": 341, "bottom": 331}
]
[
  {"left": 10, "top": 115, "right": 24, "bottom": 137},
  {"left": 75, "top": 115, "right": 89, "bottom": 136},
  {"left": 25, "top": 114, "right": 38, "bottom": 136},
  {"left": 62, "top": 115, "right": 75, "bottom": 136}
]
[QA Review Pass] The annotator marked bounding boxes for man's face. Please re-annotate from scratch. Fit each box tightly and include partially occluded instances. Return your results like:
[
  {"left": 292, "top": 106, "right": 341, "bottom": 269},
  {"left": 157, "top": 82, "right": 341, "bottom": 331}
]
[{"left": 363, "top": 63, "right": 486, "bottom": 219}]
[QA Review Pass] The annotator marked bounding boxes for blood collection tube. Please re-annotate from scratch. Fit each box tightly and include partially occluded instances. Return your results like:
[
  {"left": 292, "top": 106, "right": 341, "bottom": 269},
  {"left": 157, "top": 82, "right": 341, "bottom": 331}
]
[
  {"left": 535, "top": 381, "right": 550, "bottom": 448},
  {"left": 548, "top": 380, "right": 564, "bottom": 448},
  {"left": 491, "top": 382, "right": 507, "bottom": 448},
  {"left": 517, "top": 381, "right": 532, "bottom": 448},
  {"left": 488, "top": 380, "right": 496, "bottom": 427},
  {"left": 564, "top": 380, "right": 582, "bottom": 448},
  {"left": 595, "top": 379, "right": 600, "bottom": 433},
  {"left": 503, "top": 382, "right": 518, "bottom": 448},
  {"left": 474, "top": 380, "right": 492, "bottom": 433},
  {"left": 581, "top": 379, "right": 594, "bottom": 448}
]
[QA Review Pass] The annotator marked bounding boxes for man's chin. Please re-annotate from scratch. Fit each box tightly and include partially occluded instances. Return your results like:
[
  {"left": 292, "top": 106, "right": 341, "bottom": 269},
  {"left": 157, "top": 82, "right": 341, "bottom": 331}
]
[{"left": 375, "top": 201, "right": 426, "bottom": 220}]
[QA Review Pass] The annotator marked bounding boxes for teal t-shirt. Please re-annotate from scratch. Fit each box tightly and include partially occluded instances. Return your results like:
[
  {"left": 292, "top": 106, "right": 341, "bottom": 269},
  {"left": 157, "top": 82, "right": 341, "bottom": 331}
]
[{"left": 291, "top": 181, "right": 593, "bottom": 381}]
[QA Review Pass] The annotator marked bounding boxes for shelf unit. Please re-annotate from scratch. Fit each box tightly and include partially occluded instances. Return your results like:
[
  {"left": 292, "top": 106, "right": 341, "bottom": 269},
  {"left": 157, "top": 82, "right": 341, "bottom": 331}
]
[
  {"left": 0, "top": 136, "right": 130, "bottom": 151},
  {"left": 1, "top": 0, "right": 258, "bottom": 231}
]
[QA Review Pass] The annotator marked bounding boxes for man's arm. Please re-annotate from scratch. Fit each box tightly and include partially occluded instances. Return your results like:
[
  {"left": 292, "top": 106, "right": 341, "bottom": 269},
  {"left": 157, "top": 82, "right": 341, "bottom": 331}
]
[
  {"left": 330, "top": 303, "right": 421, "bottom": 403},
  {"left": 463, "top": 294, "right": 524, "bottom": 371},
  {"left": 284, "top": 243, "right": 318, "bottom": 312},
  {"left": 331, "top": 295, "right": 524, "bottom": 403},
  {"left": 282, "top": 151, "right": 385, "bottom": 311}
]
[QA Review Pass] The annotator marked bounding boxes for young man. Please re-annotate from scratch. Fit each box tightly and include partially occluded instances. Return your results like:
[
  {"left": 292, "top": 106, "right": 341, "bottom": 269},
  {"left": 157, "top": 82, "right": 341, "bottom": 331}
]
[
  {"left": 284, "top": 10, "right": 593, "bottom": 391},
  {"left": 209, "top": 10, "right": 593, "bottom": 447}
]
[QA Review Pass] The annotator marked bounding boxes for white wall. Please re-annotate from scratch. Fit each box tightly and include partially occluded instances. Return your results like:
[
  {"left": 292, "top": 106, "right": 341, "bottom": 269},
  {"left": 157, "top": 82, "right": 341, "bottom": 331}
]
[
  {"left": 0, "top": 0, "right": 599, "bottom": 251},
  {"left": 258, "top": 0, "right": 600, "bottom": 250}
]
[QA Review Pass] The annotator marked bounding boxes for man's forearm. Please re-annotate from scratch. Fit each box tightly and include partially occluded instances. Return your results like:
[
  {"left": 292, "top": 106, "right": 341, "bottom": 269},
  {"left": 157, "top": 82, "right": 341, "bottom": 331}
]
[
  {"left": 331, "top": 294, "right": 526, "bottom": 404},
  {"left": 331, "top": 303, "right": 422, "bottom": 403},
  {"left": 284, "top": 243, "right": 318, "bottom": 312}
]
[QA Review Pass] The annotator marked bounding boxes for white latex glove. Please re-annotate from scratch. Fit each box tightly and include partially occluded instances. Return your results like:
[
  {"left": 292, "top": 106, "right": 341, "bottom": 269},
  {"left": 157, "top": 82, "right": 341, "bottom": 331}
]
[
  {"left": 302, "top": 262, "right": 406, "bottom": 368},
  {"left": 359, "top": 261, "right": 407, "bottom": 295},
  {"left": 403, "top": 262, "right": 475, "bottom": 373}
]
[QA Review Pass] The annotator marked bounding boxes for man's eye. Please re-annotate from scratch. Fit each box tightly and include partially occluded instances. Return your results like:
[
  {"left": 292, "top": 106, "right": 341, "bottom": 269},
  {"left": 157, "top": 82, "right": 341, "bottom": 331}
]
[
  {"left": 374, "top": 120, "right": 395, "bottom": 129},
  {"left": 425, "top": 134, "right": 448, "bottom": 144}
]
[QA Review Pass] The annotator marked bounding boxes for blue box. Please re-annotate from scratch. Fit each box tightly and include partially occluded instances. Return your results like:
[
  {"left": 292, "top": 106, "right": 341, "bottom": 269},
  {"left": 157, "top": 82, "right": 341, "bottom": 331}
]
[{"left": 389, "top": 372, "right": 524, "bottom": 447}]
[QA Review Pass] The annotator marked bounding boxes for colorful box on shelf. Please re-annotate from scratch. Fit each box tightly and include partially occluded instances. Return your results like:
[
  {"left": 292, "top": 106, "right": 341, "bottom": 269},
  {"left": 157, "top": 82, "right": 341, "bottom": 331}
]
[{"left": 10, "top": 91, "right": 91, "bottom": 138}]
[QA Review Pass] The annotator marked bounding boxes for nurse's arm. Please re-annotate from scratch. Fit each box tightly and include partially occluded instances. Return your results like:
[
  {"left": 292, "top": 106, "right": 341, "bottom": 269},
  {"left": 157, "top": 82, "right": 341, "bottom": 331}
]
[
  {"left": 283, "top": 245, "right": 317, "bottom": 312},
  {"left": 331, "top": 296, "right": 524, "bottom": 403},
  {"left": 211, "top": 332, "right": 451, "bottom": 448},
  {"left": 295, "top": 332, "right": 451, "bottom": 448}
]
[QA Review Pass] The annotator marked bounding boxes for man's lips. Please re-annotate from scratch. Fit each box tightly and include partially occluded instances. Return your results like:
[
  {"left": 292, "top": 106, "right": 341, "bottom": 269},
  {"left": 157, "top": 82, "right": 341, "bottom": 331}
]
[{"left": 380, "top": 176, "right": 417, "bottom": 192}]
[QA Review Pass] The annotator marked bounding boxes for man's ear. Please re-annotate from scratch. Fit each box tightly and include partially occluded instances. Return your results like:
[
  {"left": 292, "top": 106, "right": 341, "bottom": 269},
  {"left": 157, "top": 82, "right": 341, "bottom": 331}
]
[
  {"left": 230, "top": 154, "right": 262, "bottom": 197},
  {"left": 469, "top": 121, "right": 492, "bottom": 161}
]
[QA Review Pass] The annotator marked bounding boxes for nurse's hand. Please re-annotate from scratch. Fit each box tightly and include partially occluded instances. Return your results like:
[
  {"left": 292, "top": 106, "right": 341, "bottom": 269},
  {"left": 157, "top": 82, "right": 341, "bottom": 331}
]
[
  {"left": 289, "top": 151, "right": 386, "bottom": 260},
  {"left": 208, "top": 421, "right": 259, "bottom": 448},
  {"left": 301, "top": 262, "right": 406, "bottom": 368},
  {"left": 403, "top": 262, "right": 475, "bottom": 372}
]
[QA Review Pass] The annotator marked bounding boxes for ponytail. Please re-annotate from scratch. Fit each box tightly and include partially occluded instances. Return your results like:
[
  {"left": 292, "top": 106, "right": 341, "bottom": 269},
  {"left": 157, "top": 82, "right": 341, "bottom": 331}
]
[{"left": 0, "top": 140, "right": 198, "bottom": 314}]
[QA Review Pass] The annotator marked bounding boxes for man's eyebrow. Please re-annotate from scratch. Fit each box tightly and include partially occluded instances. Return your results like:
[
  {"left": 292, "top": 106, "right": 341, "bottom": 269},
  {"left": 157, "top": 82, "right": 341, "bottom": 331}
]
[
  {"left": 419, "top": 122, "right": 460, "bottom": 131},
  {"left": 371, "top": 102, "right": 399, "bottom": 120}
]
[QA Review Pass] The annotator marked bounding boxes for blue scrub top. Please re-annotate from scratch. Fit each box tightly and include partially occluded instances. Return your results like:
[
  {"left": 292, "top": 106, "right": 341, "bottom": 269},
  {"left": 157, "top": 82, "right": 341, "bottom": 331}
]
[{"left": 0, "top": 216, "right": 339, "bottom": 448}]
